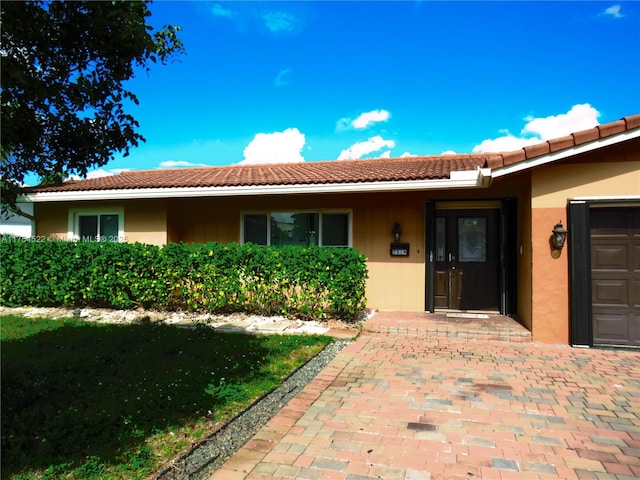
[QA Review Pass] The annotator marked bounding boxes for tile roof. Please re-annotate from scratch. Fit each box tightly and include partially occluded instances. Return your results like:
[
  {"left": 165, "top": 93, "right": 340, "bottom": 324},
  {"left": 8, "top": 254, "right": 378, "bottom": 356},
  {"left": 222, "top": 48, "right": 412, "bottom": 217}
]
[
  {"left": 28, "top": 155, "right": 494, "bottom": 192},
  {"left": 486, "top": 113, "right": 640, "bottom": 169},
  {"left": 26, "top": 113, "right": 640, "bottom": 194}
]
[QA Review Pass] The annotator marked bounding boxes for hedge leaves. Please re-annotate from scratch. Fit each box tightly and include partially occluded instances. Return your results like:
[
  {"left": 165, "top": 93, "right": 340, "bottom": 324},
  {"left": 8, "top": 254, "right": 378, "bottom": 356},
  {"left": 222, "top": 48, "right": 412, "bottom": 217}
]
[{"left": 0, "top": 240, "right": 368, "bottom": 321}]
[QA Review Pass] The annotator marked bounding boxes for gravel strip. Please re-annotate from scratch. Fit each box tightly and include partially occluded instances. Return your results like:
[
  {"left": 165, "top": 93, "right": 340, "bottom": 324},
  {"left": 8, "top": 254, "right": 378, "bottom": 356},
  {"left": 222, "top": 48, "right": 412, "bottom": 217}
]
[{"left": 154, "top": 339, "right": 351, "bottom": 480}]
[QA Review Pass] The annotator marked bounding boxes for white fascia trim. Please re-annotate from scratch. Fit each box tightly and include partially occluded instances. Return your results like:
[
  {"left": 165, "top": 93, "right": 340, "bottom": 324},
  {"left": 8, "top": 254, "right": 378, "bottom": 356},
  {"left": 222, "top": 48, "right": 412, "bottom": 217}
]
[
  {"left": 21, "top": 169, "right": 491, "bottom": 202},
  {"left": 491, "top": 129, "right": 640, "bottom": 179}
]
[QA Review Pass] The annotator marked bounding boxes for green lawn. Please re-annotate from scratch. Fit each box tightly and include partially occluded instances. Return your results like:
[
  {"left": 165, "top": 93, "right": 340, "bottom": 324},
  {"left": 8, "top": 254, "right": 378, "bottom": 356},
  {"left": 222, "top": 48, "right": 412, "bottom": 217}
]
[{"left": 1, "top": 314, "right": 332, "bottom": 479}]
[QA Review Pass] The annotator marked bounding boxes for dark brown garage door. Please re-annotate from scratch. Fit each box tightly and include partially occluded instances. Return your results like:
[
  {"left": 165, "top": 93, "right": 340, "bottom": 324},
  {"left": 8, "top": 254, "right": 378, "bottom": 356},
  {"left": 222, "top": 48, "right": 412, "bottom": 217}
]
[{"left": 590, "top": 207, "right": 640, "bottom": 346}]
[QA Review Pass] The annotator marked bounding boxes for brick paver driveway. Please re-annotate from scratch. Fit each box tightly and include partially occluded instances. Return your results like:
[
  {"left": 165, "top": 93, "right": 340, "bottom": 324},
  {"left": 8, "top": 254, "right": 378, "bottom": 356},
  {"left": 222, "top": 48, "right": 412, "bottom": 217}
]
[{"left": 210, "top": 312, "right": 640, "bottom": 480}]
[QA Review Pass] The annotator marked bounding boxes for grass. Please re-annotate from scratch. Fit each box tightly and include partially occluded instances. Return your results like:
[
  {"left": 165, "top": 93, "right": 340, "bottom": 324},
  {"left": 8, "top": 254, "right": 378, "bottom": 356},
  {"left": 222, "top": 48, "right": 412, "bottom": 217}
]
[{"left": 0, "top": 314, "right": 332, "bottom": 479}]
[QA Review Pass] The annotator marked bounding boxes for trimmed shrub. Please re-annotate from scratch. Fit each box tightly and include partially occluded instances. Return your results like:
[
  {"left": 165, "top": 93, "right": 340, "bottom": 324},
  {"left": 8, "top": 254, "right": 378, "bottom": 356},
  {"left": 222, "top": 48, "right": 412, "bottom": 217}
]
[{"left": 0, "top": 238, "right": 368, "bottom": 321}]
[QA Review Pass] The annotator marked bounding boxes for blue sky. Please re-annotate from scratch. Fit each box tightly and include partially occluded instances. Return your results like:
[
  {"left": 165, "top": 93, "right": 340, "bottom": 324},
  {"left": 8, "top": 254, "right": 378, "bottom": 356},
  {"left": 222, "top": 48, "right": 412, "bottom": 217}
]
[{"left": 86, "top": 1, "right": 640, "bottom": 178}]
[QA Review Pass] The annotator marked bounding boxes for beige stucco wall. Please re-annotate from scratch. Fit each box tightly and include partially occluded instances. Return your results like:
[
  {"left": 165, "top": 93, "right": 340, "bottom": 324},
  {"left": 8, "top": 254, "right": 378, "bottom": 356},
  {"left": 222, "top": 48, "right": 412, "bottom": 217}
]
[
  {"left": 34, "top": 202, "right": 69, "bottom": 240},
  {"left": 124, "top": 200, "right": 167, "bottom": 246},
  {"left": 532, "top": 161, "right": 640, "bottom": 208},
  {"left": 530, "top": 160, "right": 640, "bottom": 343}
]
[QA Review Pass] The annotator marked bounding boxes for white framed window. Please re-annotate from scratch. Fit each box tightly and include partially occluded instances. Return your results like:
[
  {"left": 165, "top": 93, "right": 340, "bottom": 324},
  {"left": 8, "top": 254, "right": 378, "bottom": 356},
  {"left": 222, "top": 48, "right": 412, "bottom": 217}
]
[
  {"left": 68, "top": 206, "right": 125, "bottom": 242},
  {"left": 241, "top": 210, "right": 352, "bottom": 247}
]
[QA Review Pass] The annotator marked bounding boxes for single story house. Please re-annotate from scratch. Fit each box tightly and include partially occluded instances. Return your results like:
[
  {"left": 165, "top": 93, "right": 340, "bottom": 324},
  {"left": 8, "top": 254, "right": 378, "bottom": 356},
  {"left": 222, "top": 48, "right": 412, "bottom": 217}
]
[{"left": 21, "top": 114, "right": 640, "bottom": 346}]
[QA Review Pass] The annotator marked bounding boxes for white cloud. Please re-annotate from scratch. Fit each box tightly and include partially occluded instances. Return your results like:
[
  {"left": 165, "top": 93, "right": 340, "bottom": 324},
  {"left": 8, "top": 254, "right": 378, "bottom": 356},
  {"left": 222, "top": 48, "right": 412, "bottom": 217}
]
[
  {"left": 472, "top": 135, "right": 542, "bottom": 153},
  {"left": 211, "top": 4, "right": 235, "bottom": 18},
  {"left": 379, "top": 150, "right": 392, "bottom": 158},
  {"left": 603, "top": 5, "right": 624, "bottom": 18},
  {"left": 441, "top": 150, "right": 457, "bottom": 155},
  {"left": 85, "top": 169, "right": 116, "bottom": 179},
  {"left": 338, "top": 136, "right": 396, "bottom": 160},
  {"left": 262, "top": 11, "right": 297, "bottom": 33},
  {"left": 400, "top": 152, "right": 417, "bottom": 157},
  {"left": 240, "top": 128, "right": 306, "bottom": 164},
  {"left": 337, "top": 109, "right": 391, "bottom": 131},
  {"left": 473, "top": 104, "right": 601, "bottom": 153},
  {"left": 522, "top": 104, "right": 600, "bottom": 140},
  {"left": 159, "top": 160, "right": 209, "bottom": 169},
  {"left": 68, "top": 168, "right": 128, "bottom": 181},
  {"left": 274, "top": 68, "right": 291, "bottom": 87},
  {"left": 352, "top": 109, "right": 391, "bottom": 129}
]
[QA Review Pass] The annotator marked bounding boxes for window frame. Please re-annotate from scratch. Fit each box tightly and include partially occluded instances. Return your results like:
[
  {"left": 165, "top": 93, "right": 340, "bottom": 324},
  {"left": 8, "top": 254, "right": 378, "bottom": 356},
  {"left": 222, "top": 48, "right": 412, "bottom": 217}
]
[
  {"left": 67, "top": 206, "right": 125, "bottom": 242},
  {"left": 241, "top": 209, "right": 352, "bottom": 247}
]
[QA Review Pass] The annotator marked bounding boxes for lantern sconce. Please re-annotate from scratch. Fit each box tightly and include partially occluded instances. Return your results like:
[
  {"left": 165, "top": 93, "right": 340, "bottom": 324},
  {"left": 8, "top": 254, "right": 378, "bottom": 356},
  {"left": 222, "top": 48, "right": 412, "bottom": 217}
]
[
  {"left": 551, "top": 221, "right": 568, "bottom": 249},
  {"left": 392, "top": 222, "right": 402, "bottom": 242}
]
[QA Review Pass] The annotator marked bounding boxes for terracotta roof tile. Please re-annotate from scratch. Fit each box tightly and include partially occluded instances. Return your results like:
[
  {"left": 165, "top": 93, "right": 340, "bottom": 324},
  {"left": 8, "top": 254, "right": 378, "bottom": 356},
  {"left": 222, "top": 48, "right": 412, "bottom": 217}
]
[
  {"left": 597, "top": 119, "right": 626, "bottom": 137},
  {"left": 547, "top": 135, "right": 575, "bottom": 153},
  {"left": 27, "top": 155, "right": 494, "bottom": 193},
  {"left": 571, "top": 126, "right": 600, "bottom": 145},
  {"left": 499, "top": 150, "right": 526, "bottom": 166},
  {"left": 523, "top": 142, "right": 550, "bottom": 159},
  {"left": 626, "top": 114, "right": 640, "bottom": 130},
  {"left": 25, "top": 113, "right": 639, "bottom": 194},
  {"left": 486, "top": 113, "right": 639, "bottom": 169}
]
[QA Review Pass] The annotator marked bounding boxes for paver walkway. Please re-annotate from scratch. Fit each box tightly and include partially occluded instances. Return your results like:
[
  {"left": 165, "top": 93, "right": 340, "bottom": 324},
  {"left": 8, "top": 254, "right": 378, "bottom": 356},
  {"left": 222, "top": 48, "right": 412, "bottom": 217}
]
[{"left": 209, "top": 312, "right": 640, "bottom": 480}]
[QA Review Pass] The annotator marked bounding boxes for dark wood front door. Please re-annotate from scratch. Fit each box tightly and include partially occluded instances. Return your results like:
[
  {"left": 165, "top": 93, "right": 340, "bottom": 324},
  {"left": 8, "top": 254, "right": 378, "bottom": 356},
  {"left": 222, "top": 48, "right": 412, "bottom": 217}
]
[{"left": 434, "top": 209, "right": 500, "bottom": 310}]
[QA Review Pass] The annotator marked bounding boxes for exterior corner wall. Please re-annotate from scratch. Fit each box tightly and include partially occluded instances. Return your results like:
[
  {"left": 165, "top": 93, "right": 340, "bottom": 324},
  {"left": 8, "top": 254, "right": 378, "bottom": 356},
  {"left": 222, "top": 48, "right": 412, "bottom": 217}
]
[
  {"left": 530, "top": 207, "right": 570, "bottom": 343},
  {"left": 530, "top": 159, "right": 640, "bottom": 343}
]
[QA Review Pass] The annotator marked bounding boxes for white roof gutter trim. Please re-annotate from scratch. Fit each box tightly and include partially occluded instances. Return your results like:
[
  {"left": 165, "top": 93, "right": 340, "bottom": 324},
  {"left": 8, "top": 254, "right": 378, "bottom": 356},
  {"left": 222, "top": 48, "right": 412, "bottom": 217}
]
[
  {"left": 21, "top": 169, "right": 491, "bottom": 202},
  {"left": 491, "top": 128, "right": 640, "bottom": 178}
]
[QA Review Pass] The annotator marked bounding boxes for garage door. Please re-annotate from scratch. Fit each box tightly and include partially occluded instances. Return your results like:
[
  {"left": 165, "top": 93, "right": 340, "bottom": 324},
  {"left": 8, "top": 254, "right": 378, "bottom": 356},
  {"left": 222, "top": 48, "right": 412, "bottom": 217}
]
[{"left": 590, "top": 207, "right": 640, "bottom": 346}]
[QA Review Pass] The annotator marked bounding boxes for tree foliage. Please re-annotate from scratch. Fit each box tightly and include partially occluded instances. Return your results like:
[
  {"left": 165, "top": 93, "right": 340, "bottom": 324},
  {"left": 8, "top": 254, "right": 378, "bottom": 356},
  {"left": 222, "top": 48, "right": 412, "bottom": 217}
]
[{"left": 0, "top": 1, "right": 184, "bottom": 208}]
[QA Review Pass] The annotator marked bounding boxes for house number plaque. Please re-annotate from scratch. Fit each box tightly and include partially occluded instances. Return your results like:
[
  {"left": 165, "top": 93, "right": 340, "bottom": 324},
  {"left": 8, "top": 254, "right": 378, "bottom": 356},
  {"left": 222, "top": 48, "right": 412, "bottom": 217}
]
[{"left": 390, "top": 243, "right": 410, "bottom": 257}]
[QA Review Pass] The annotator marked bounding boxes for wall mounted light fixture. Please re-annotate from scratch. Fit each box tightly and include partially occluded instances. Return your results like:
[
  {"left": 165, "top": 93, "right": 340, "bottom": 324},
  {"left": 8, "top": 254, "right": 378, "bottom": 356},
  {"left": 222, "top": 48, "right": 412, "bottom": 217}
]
[
  {"left": 551, "top": 221, "right": 568, "bottom": 249},
  {"left": 392, "top": 222, "right": 402, "bottom": 241}
]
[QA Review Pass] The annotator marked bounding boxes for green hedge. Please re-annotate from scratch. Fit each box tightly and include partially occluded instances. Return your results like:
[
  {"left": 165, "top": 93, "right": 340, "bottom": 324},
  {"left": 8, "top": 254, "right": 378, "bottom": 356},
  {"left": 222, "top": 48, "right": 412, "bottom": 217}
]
[{"left": 0, "top": 239, "right": 368, "bottom": 321}]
